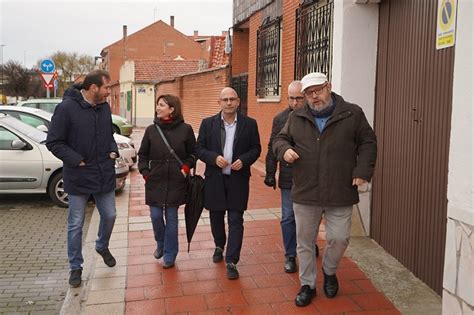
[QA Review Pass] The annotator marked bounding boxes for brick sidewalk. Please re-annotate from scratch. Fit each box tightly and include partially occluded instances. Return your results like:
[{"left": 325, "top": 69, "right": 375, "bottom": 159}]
[{"left": 124, "top": 158, "right": 399, "bottom": 314}]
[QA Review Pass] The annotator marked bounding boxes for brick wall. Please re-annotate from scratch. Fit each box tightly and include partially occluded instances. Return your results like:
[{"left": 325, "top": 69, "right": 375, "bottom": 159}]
[
  {"left": 155, "top": 67, "right": 229, "bottom": 133},
  {"left": 239, "top": 1, "right": 301, "bottom": 162},
  {"left": 231, "top": 29, "right": 249, "bottom": 75}
]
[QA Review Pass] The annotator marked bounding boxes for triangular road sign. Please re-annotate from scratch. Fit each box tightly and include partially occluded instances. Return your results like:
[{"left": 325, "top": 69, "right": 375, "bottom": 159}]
[{"left": 40, "top": 73, "right": 54, "bottom": 85}]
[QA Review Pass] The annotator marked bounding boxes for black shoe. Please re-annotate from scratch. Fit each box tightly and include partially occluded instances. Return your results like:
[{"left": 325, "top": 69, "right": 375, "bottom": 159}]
[
  {"left": 154, "top": 246, "right": 163, "bottom": 259},
  {"left": 96, "top": 248, "right": 116, "bottom": 267},
  {"left": 212, "top": 247, "right": 224, "bottom": 263},
  {"left": 284, "top": 257, "right": 297, "bottom": 273},
  {"left": 315, "top": 244, "right": 319, "bottom": 257},
  {"left": 295, "top": 285, "right": 316, "bottom": 307},
  {"left": 323, "top": 270, "right": 339, "bottom": 298},
  {"left": 163, "top": 261, "right": 175, "bottom": 269},
  {"left": 226, "top": 263, "right": 239, "bottom": 279},
  {"left": 69, "top": 269, "right": 82, "bottom": 288}
]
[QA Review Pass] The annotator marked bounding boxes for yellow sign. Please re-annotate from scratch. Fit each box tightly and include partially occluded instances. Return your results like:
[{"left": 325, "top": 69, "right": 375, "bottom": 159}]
[{"left": 436, "top": 0, "right": 457, "bottom": 49}]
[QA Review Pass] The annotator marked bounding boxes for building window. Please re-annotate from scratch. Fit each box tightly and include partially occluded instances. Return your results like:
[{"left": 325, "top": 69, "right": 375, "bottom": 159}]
[
  {"left": 256, "top": 17, "right": 281, "bottom": 99},
  {"left": 295, "top": 0, "right": 334, "bottom": 80}
]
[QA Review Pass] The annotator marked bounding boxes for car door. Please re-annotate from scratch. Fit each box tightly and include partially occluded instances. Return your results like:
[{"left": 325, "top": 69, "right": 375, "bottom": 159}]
[{"left": 0, "top": 126, "right": 44, "bottom": 190}]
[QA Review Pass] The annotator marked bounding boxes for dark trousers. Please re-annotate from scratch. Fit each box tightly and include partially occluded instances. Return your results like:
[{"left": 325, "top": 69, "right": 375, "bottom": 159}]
[
  {"left": 210, "top": 210, "right": 244, "bottom": 264},
  {"left": 209, "top": 174, "right": 245, "bottom": 264}
]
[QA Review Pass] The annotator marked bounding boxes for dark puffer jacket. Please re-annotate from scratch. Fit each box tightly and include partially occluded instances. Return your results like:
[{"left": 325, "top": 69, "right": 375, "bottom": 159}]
[
  {"left": 265, "top": 107, "right": 294, "bottom": 190},
  {"left": 138, "top": 118, "right": 196, "bottom": 207},
  {"left": 273, "top": 93, "right": 377, "bottom": 207},
  {"left": 46, "top": 85, "right": 118, "bottom": 195}
]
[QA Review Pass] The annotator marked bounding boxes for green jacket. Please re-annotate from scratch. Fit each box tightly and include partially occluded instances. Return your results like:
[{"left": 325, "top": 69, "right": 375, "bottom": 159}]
[{"left": 273, "top": 93, "right": 377, "bottom": 207}]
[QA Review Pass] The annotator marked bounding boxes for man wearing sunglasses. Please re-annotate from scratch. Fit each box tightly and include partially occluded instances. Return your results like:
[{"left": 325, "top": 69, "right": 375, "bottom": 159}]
[{"left": 273, "top": 72, "right": 377, "bottom": 307}]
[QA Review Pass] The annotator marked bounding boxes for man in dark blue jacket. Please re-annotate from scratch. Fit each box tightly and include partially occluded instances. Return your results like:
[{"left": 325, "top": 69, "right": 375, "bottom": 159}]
[
  {"left": 196, "top": 87, "right": 261, "bottom": 280},
  {"left": 46, "top": 70, "right": 119, "bottom": 288}
]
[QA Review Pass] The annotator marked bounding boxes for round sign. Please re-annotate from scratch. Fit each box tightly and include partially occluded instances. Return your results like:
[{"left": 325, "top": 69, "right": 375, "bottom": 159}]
[{"left": 40, "top": 59, "right": 56, "bottom": 73}]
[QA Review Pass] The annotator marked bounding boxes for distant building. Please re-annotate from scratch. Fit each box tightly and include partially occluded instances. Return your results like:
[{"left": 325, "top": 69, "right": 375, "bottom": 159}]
[
  {"left": 99, "top": 16, "right": 229, "bottom": 115},
  {"left": 119, "top": 59, "right": 200, "bottom": 126}
]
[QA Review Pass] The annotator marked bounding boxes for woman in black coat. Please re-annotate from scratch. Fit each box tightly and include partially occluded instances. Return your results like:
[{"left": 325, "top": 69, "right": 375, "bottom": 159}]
[{"left": 138, "top": 94, "right": 196, "bottom": 268}]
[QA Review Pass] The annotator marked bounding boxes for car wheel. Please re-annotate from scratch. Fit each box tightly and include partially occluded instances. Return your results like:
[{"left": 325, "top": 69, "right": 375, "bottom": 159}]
[
  {"left": 113, "top": 125, "right": 121, "bottom": 135},
  {"left": 48, "top": 172, "right": 68, "bottom": 208}
]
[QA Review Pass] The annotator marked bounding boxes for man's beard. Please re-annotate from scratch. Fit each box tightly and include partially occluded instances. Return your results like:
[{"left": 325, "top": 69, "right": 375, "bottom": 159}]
[{"left": 308, "top": 100, "right": 330, "bottom": 111}]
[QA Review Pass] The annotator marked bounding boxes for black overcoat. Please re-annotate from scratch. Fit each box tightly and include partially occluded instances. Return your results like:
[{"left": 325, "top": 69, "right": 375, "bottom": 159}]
[
  {"left": 196, "top": 112, "right": 261, "bottom": 211},
  {"left": 138, "top": 118, "right": 196, "bottom": 207}
]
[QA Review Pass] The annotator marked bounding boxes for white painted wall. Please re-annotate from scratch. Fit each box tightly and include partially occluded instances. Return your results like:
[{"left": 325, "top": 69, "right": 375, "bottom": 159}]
[
  {"left": 332, "top": 0, "right": 379, "bottom": 234},
  {"left": 135, "top": 84, "right": 156, "bottom": 127},
  {"left": 443, "top": 0, "right": 474, "bottom": 313},
  {"left": 446, "top": 0, "right": 474, "bottom": 227},
  {"left": 119, "top": 61, "right": 156, "bottom": 127},
  {"left": 332, "top": 0, "right": 379, "bottom": 126}
]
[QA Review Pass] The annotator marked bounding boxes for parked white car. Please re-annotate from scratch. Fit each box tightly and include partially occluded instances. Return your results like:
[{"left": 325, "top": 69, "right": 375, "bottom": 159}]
[
  {"left": 17, "top": 98, "right": 133, "bottom": 136},
  {"left": 0, "top": 113, "right": 128, "bottom": 207},
  {"left": 0, "top": 106, "right": 137, "bottom": 168}
]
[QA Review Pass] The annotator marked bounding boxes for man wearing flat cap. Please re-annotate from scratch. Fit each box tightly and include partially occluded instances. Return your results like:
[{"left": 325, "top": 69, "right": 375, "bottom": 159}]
[{"left": 273, "top": 72, "right": 377, "bottom": 307}]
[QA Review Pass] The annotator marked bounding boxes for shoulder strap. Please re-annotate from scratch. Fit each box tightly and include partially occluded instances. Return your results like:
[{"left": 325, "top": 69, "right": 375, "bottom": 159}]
[{"left": 154, "top": 123, "right": 184, "bottom": 166}]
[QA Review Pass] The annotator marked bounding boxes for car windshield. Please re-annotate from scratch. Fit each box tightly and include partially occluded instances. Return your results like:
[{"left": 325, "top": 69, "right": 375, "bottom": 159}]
[{"left": 2, "top": 115, "right": 47, "bottom": 143}]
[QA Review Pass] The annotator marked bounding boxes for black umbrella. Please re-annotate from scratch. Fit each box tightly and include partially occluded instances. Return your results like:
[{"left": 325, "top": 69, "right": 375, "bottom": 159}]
[{"left": 184, "top": 168, "right": 205, "bottom": 252}]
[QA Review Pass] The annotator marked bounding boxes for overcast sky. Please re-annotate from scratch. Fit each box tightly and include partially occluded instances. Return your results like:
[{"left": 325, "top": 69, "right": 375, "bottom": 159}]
[{"left": 0, "top": 0, "right": 232, "bottom": 69}]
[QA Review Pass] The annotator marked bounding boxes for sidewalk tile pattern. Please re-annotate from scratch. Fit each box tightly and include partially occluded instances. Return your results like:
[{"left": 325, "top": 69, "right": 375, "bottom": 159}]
[{"left": 124, "top": 144, "right": 400, "bottom": 314}]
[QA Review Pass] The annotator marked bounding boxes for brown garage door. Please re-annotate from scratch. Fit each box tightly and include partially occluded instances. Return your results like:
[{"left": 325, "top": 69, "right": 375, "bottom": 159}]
[{"left": 371, "top": 0, "right": 455, "bottom": 294}]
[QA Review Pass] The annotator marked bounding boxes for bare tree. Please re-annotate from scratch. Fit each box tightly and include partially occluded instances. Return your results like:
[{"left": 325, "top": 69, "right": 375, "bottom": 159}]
[{"left": 0, "top": 61, "right": 30, "bottom": 101}]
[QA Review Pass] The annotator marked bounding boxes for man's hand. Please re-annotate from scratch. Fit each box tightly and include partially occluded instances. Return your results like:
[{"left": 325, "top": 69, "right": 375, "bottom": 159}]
[
  {"left": 215, "top": 155, "right": 230, "bottom": 168},
  {"left": 352, "top": 178, "right": 367, "bottom": 186},
  {"left": 231, "top": 159, "right": 243, "bottom": 171},
  {"left": 264, "top": 176, "right": 276, "bottom": 190},
  {"left": 283, "top": 149, "right": 300, "bottom": 163},
  {"left": 353, "top": 178, "right": 368, "bottom": 192}
]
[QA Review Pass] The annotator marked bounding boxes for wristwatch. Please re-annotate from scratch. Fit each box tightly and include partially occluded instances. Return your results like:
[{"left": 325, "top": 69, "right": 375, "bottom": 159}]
[{"left": 109, "top": 152, "right": 118, "bottom": 159}]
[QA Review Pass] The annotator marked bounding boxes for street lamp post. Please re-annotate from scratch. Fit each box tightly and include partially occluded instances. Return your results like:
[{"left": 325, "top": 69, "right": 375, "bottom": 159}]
[{"left": 1, "top": 44, "right": 5, "bottom": 104}]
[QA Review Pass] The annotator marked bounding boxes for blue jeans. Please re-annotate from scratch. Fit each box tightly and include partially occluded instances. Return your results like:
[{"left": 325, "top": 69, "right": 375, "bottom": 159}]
[
  {"left": 150, "top": 206, "right": 179, "bottom": 264},
  {"left": 281, "top": 189, "right": 297, "bottom": 257},
  {"left": 68, "top": 190, "right": 116, "bottom": 270}
]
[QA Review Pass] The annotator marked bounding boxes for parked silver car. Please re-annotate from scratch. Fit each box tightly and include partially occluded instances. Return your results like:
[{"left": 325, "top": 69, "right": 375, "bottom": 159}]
[
  {"left": 0, "top": 106, "right": 137, "bottom": 169},
  {"left": 0, "top": 113, "right": 128, "bottom": 207}
]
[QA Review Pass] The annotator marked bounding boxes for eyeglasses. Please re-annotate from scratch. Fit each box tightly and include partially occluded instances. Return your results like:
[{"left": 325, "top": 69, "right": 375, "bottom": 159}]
[
  {"left": 288, "top": 96, "right": 304, "bottom": 101},
  {"left": 220, "top": 97, "right": 238, "bottom": 103},
  {"left": 304, "top": 83, "right": 328, "bottom": 96}
]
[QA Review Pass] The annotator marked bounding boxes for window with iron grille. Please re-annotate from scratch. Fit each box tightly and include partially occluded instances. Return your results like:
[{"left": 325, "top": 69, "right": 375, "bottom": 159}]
[
  {"left": 256, "top": 17, "right": 281, "bottom": 98},
  {"left": 295, "top": 0, "right": 334, "bottom": 80}
]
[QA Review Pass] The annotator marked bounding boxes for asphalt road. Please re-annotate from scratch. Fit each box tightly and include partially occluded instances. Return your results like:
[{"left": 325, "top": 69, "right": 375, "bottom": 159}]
[{"left": 0, "top": 194, "right": 92, "bottom": 314}]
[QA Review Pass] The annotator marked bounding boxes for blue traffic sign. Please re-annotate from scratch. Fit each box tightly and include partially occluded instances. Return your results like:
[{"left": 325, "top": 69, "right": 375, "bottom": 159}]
[{"left": 40, "top": 59, "right": 55, "bottom": 73}]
